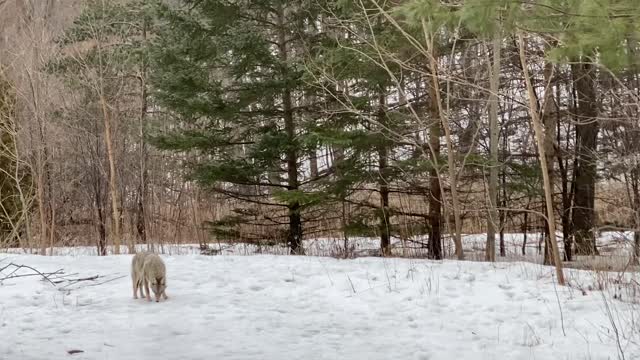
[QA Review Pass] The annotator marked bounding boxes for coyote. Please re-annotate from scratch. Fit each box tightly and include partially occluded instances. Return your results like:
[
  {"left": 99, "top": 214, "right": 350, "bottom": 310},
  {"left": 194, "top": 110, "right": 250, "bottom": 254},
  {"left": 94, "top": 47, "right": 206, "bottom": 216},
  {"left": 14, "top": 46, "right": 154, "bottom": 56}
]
[
  {"left": 142, "top": 253, "right": 168, "bottom": 302},
  {"left": 131, "top": 252, "right": 150, "bottom": 299}
]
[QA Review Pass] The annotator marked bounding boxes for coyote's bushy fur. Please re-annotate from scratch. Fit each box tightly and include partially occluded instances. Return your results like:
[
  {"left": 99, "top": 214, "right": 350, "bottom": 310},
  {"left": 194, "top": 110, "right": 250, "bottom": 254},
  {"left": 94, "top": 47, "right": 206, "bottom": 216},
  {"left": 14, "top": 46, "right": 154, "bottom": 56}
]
[
  {"left": 142, "top": 253, "right": 168, "bottom": 302},
  {"left": 131, "top": 252, "right": 150, "bottom": 299}
]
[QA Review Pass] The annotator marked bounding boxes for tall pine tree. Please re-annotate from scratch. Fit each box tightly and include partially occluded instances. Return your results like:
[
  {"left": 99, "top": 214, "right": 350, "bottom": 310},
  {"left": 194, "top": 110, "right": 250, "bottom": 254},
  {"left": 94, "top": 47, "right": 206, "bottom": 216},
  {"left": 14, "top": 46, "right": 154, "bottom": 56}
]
[{"left": 150, "top": 0, "right": 323, "bottom": 254}]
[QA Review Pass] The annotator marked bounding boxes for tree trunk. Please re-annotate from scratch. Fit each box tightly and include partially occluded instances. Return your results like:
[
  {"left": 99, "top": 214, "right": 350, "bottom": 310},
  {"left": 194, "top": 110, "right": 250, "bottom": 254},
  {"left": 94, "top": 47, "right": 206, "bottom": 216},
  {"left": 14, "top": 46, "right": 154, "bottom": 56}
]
[
  {"left": 341, "top": 201, "right": 350, "bottom": 257},
  {"left": 541, "top": 57, "right": 557, "bottom": 265},
  {"left": 557, "top": 126, "right": 572, "bottom": 261},
  {"left": 95, "top": 185, "right": 107, "bottom": 256},
  {"left": 309, "top": 150, "right": 318, "bottom": 179},
  {"left": 423, "top": 19, "right": 464, "bottom": 260},
  {"left": 377, "top": 94, "right": 391, "bottom": 256},
  {"left": 499, "top": 147, "right": 507, "bottom": 257},
  {"left": 632, "top": 170, "right": 640, "bottom": 264},
  {"left": 48, "top": 201, "right": 56, "bottom": 256},
  {"left": 628, "top": 39, "right": 640, "bottom": 265},
  {"left": 136, "top": 11, "right": 149, "bottom": 250},
  {"left": 90, "top": 108, "right": 107, "bottom": 256},
  {"left": 634, "top": 197, "right": 640, "bottom": 264},
  {"left": 518, "top": 32, "right": 565, "bottom": 285},
  {"left": 543, "top": 225, "right": 551, "bottom": 265},
  {"left": 35, "top": 162, "right": 48, "bottom": 255},
  {"left": 93, "top": 32, "right": 123, "bottom": 255},
  {"left": 428, "top": 119, "right": 443, "bottom": 260},
  {"left": 277, "top": 5, "right": 303, "bottom": 255},
  {"left": 100, "top": 93, "right": 121, "bottom": 255},
  {"left": 486, "top": 34, "right": 501, "bottom": 262},
  {"left": 522, "top": 210, "right": 528, "bottom": 256},
  {"left": 571, "top": 62, "right": 599, "bottom": 256},
  {"left": 635, "top": 229, "right": 640, "bottom": 265}
]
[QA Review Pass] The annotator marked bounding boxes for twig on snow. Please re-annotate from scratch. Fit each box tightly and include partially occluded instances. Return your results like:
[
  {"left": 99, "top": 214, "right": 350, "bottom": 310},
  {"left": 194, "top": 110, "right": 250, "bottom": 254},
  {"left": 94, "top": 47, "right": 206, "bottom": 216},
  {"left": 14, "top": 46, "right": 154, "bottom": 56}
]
[
  {"left": 0, "top": 263, "right": 61, "bottom": 286},
  {"left": 86, "top": 275, "right": 126, "bottom": 287},
  {"left": 59, "top": 274, "right": 127, "bottom": 291}
]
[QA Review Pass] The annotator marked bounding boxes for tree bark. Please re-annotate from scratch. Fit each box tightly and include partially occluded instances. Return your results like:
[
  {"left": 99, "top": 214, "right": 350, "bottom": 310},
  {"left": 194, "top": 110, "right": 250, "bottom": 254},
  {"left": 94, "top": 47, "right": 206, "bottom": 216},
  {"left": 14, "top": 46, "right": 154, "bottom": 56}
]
[
  {"left": 136, "top": 10, "right": 149, "bottom": 249},
  {"left": 541, "top": 57, "right": 557, "bottom": 265},
  {"left": 89, "top": 108, "right": 107, "bottom": 256},
  {"left": 518, "top": 32, "right": 565, "bottom": 285},
  {"left": 309, "top": 150, "right": 318, "bottom": 179},
  {"left": 423, "top": 19, "right": 464, "bottom": 260},
  {"left": 486, "top": 34, "right": 501, "bottom": 262},
  {"left": 428, "top": 113, "right": 442, "bottom": 260},
  {"left": 557, "top": 112, "right": 573, "bottom": 261},
  {"left": 499, "top": 135, "right": 507, "bottom": 258},
  {"left": 633, "top": 173, "right": 640, "bottom": 263},
  {"left": 522, "top": 210, "right": 528, "bottom": 256},
  {"left": 95, "top": 183, "right": 107, "bottom": 256},
  {"left": 571, "top": 62, "right": 599, "bottom": 256},
  {"left": 277, "top": 5, "right": 303, "bottom": 255},
  {"left": 377, "top": 94, "right": 391, "bottom": 256},
  {"left": 100, "top": 92, "right": 121, "bottom": 255},
  {"left": 94, "top": 32, "right": 123, "bottom": 254}
]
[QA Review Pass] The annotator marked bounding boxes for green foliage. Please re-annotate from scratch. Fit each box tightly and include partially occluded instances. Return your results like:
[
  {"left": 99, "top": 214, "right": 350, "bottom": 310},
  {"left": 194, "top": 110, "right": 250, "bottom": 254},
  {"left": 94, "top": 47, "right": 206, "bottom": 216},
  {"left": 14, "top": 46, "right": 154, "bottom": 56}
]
[
  {"left": 205, "top": 210, "right": 288, "bottom": 244},
  {"left": 505, "top": 161, "right": 544, "bottom": 198},
  {"left": 538, "top": 0, "right": 640, "bottom": 69},
  {"left": 399, "top": 0, "right": 640, "bottom": 70},
  {"left": 150, "top": 1, "right": 309, "bottom": 123},
  {"left": 149, "top": 0, "right": 331, "bottom": 244},
  {"left": 271, "top": 189, "right": 328, "bottom": 209},
  {"left": 343, "top": 215, "right": 379, "bottom": 237}
]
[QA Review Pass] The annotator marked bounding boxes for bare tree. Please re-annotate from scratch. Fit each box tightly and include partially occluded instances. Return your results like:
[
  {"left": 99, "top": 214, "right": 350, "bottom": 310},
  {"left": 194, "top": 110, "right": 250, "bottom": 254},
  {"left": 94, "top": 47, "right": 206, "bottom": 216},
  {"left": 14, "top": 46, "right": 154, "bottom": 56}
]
[
  {"left": 485, "top": 33, "right": 501, "bottom": 262},
  {"left": 518, "top": 32, "right": 565, "bottom": 285}
]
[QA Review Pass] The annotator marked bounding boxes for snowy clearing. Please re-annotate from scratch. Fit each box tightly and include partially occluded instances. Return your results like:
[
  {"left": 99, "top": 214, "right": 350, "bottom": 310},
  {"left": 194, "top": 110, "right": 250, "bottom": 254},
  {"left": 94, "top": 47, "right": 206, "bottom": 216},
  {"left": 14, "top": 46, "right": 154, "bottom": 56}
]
[{"left": 1, "top": 253, "right": 638, "bottom": 360}]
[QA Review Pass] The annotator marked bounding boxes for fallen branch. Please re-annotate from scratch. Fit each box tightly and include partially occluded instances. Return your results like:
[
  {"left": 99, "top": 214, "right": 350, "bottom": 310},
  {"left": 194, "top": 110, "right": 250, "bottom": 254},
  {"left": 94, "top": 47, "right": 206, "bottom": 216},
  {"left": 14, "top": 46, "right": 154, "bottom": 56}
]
[
  {"left": 85, "top": 275, "right": 126, "bottom": 287},
  {"left": 0, "top": 263, "right": 62, "bottom": 286},
  {"left": 58, "top": 275, "right": 102, "bottom": 289},
  {"left": 59, "top": 274, "right": 127, "bottom": 291},
  {"left": 1, "top": 262, "right": 125, "bottom": 292},
  {"left": 54, "top": 275, "right": 98, "bottom": 285}
]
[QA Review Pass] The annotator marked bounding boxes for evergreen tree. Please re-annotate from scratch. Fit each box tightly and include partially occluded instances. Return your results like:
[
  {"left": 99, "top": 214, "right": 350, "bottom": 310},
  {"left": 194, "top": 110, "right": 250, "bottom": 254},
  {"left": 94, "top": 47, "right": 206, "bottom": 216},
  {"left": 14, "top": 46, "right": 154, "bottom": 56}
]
[
  {"left": 150, "top": 0, "right": 324, "bottom": 254},
  {"left": 308, "top": 1, "right": 451, "bottom": 257}
]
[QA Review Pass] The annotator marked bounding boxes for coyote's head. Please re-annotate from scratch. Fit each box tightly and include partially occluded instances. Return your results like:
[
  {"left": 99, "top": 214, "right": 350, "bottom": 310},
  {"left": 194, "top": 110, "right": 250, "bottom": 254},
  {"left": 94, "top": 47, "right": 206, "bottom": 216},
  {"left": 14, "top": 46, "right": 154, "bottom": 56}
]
[{"left": 150, "top": 277, "right": 166, "bottom": 302}]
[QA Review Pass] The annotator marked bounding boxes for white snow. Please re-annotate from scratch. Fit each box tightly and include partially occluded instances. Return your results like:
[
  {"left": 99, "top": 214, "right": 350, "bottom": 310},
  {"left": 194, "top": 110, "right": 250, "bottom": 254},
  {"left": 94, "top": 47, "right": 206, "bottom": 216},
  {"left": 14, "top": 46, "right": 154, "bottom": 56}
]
[
  {"left": 1, "top": 253, "right": 638, "bottom": 360},
  {"left": 5, "top": 231, "right": 635, "bottom": 260}
]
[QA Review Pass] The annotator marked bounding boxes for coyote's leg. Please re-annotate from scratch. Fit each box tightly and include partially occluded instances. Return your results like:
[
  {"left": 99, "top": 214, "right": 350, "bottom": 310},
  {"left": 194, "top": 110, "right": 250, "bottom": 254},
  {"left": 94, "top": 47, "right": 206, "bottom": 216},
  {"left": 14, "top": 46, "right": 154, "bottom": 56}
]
[
  {"left": 138, "top": 280, "right": 146, "bottom": 298},
  {"left": 132, "top": 277, "right": 138, "bottom": 299},
  {"left": 144, "top": 279, "right": 152, "bottom": 301}
]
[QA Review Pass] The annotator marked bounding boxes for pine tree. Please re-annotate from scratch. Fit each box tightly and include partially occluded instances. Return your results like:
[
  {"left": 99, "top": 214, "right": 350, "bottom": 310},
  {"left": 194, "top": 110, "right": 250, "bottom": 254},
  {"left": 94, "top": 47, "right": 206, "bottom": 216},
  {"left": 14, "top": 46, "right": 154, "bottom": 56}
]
[
  {"left": 150, "top": 0, "right": 326, "bottom": 254},
  {"left": 307, "top": 1, "right": 446, "bottom": 256}
]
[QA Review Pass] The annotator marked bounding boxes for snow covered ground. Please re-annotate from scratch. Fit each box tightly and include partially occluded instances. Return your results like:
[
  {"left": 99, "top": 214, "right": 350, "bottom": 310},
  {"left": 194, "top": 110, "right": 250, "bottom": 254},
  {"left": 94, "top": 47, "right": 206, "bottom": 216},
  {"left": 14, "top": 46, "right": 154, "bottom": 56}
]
[
  {"left": 1, "top": 253, "right": 638, "bottom": 360},
  {"left": 3, "top": 230, "right": 635, "bottom": 259}
]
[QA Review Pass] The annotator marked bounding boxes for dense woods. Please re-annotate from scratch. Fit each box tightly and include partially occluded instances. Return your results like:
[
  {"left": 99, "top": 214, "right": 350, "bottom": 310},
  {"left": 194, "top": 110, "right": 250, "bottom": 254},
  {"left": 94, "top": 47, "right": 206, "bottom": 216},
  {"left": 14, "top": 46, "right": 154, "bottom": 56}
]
[{"left": 2, "top": 0, "right": 640, "bottom": 269}]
